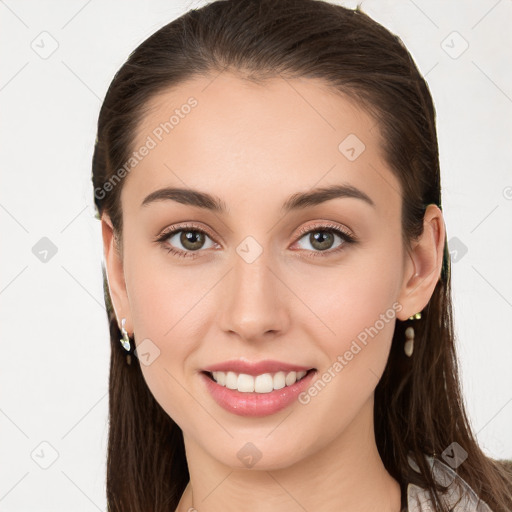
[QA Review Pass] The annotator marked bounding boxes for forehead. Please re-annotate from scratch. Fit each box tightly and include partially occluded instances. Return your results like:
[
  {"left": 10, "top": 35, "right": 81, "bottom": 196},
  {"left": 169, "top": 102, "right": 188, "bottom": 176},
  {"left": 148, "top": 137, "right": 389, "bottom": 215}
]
[
  {"left": 135, "top": 72, "right": 376, "bottom": 149},
  {"left": 123, "top": 72, "right": 401, "bottom": 218}
]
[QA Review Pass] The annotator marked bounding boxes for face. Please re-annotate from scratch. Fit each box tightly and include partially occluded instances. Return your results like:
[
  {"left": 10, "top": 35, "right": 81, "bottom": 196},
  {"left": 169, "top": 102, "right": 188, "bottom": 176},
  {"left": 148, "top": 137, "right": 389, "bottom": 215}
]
[{"left": 103, "top": 72, "right": 439, "bottom": 471}]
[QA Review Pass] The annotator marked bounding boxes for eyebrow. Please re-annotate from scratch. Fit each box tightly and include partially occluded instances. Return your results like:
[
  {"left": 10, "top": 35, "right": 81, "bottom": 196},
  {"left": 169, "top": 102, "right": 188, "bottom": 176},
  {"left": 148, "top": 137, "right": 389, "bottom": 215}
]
[{"left": 141, "top": 183, "right": 375, "bottom": 213}]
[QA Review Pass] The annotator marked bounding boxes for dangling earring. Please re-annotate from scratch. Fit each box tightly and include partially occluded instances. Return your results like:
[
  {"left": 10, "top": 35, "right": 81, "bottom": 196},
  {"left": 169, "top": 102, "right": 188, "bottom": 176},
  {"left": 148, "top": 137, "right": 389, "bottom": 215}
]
[
  {"left": 119, "top": 317, "right": 133, "bottom": 365},
  {"left": 404, "top": 312, "right": 421, "bottom": 357}
]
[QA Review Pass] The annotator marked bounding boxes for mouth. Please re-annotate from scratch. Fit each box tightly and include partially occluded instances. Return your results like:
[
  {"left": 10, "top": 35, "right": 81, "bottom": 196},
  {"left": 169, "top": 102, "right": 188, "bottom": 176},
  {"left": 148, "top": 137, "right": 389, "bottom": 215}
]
[
  {"left": 200, "top": 366, "right": 318, "bottom": 417},
  {"left": 201, "top": 368, "right": 316, "bottom": 394}
]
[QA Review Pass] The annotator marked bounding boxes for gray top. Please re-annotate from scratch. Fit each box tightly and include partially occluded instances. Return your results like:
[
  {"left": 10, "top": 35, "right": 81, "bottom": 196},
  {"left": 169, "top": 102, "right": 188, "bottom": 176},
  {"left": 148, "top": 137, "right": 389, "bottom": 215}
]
[{"left": 404, "top": 453, "right": 494, "bottom": 511}]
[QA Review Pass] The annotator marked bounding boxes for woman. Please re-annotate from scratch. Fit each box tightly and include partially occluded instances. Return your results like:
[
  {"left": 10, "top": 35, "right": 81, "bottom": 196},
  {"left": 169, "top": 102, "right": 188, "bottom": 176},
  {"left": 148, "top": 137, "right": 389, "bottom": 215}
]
[{"left": 91, "top": 0, "right": 512, "bottom": 510}]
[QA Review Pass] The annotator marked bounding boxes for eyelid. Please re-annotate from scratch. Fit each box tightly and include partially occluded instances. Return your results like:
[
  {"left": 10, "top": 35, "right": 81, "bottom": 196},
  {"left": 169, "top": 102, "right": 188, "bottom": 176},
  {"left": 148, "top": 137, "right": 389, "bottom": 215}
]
[
  {"left": 156, "top": 221, "right": 355, "bottom": 242},
  {"left": 155, "top": 222, "right": 219, "bottom": 244},
  {"left": 294, "top": 221, "right": 355, "bottom": 240}
]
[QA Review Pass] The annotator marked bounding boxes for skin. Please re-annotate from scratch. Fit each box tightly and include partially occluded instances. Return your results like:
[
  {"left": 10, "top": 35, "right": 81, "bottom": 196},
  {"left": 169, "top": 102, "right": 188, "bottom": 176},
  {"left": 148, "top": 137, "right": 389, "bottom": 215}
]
[{"left": 102, "top": 72, "right": 445, "bottom": 512}]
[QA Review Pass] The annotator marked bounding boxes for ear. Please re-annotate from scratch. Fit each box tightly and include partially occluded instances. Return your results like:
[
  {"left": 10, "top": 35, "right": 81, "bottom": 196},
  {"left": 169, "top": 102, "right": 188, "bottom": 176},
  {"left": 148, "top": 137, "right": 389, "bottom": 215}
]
[
  {"left": 396, "top": 204, "right": 446, "bottom": 321},
  {"left": 101, "top": 213, "right": 132, "bottom": 333}
]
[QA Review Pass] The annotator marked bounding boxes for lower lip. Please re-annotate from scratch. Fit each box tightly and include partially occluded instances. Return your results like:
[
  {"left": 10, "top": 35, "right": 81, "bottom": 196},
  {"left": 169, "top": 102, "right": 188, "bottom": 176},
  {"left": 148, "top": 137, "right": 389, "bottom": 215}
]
[{"left": 200, "top": 370, "right": 317, "bottom": 417}]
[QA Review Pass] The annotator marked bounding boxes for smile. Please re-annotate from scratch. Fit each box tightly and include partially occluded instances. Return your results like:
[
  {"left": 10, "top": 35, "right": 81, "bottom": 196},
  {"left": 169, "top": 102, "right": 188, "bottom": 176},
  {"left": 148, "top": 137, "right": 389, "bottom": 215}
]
[
  {"left": 205, "top": 369, "right": 314, "bottom": 393},
  {"left": 200, "top": 368, "right": 318, "bottom": 417}
]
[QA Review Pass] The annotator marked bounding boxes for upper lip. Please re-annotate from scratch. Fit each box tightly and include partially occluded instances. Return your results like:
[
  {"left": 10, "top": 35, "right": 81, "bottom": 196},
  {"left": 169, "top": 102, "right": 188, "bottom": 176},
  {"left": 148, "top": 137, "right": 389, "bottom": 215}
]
[{"left": 202, "top": 359, "right": 316, "bottom": 376}]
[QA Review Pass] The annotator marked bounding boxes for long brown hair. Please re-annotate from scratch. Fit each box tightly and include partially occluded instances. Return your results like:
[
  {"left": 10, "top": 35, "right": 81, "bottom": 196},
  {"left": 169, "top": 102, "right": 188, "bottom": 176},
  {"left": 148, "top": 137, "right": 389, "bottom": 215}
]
[{"left": 91, "top": 1, "right": 512, "bottom": 510}]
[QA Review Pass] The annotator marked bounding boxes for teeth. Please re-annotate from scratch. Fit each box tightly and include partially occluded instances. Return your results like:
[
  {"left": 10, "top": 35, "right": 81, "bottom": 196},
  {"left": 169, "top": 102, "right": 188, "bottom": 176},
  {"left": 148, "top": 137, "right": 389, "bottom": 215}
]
[{"left": 211, "top": 370, "right": 309, "bottom": 393}]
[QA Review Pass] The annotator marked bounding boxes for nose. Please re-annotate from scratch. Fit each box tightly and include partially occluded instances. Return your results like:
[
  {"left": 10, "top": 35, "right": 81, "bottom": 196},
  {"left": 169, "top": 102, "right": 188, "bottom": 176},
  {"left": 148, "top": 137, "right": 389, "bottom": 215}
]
[{"left": 218, "top": 249, "right": 290, "bottom": 342}]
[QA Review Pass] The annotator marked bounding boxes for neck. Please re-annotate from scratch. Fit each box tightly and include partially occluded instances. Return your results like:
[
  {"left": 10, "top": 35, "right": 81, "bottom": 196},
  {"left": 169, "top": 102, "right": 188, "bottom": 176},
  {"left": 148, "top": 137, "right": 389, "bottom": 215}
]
[{"left": 176, "top": 396, "right": 402, "bottom": 512}]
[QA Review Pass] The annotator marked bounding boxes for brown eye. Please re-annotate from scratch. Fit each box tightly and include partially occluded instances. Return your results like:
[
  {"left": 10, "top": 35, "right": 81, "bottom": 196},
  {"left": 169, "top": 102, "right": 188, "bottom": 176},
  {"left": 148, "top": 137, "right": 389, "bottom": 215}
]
[
  {"left": 155, "top": 224, "right": 218, "bottom": 259},
  {"left": 292, "top": 223, "right": 357, "bottom": 258},
  {"left": 178, "top": 230, "right": 207, "bottom": 251},
  {"left": 306, "top": 231, "right": 336, "bottom": 251}
]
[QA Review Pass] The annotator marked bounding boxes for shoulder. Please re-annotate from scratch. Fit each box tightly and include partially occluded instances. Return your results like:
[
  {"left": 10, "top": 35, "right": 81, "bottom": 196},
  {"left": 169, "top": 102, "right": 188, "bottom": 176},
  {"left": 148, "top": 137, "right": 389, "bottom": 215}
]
[{"left": 405, "top": 454, "right": 494, "bottom": 512}]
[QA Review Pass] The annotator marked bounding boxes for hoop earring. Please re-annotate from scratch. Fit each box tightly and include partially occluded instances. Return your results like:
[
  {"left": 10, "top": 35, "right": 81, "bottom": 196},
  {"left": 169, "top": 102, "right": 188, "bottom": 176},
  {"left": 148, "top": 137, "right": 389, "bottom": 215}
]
[
  {"left": 119, "top": 317, "right": 133, "bottom": 365},
  {"left": 404, "top": 312, "right": 421, "bottom": 357}
]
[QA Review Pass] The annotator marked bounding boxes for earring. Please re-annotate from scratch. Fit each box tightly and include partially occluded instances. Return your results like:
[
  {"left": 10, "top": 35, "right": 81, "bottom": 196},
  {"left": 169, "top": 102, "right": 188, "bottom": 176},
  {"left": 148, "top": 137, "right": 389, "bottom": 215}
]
[
  {"left": 119, "top": 317, "right": 133, "bottom": 365},
  {"left": 404, "top": 312, "right": 421, "bottom": 357}
]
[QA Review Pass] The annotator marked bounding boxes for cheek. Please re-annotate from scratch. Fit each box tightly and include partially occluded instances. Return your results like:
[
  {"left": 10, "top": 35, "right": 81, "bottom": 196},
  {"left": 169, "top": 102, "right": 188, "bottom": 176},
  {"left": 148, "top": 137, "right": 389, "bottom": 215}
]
[
  {"left": 124, "top": 240, "right": 214, "bottom": 342},
  {"left": 123, "top": 246, "right": 228, "bottom": 418},
  {"left": 292, "top": 265, "right": 401, "bottom": 440},
  {"left": 125, "top": 254, "right": 209, "bottom": 428},
  {"left": 291, "top": 249, "right": 402, "bottom": 394}
]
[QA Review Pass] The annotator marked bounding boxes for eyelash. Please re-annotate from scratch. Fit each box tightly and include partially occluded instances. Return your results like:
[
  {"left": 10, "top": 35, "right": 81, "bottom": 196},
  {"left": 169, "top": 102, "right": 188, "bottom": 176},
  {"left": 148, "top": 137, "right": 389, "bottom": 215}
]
[{"left": 154, "top": 222, "right": 357, "bottom": 260}]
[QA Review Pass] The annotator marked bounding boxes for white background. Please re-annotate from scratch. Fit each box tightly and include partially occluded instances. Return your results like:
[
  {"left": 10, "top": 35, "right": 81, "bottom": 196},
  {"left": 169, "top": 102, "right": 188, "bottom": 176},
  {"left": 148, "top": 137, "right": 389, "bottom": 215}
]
[{"left": 1, "top": 0, "right": 511, "bottom": 510}]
